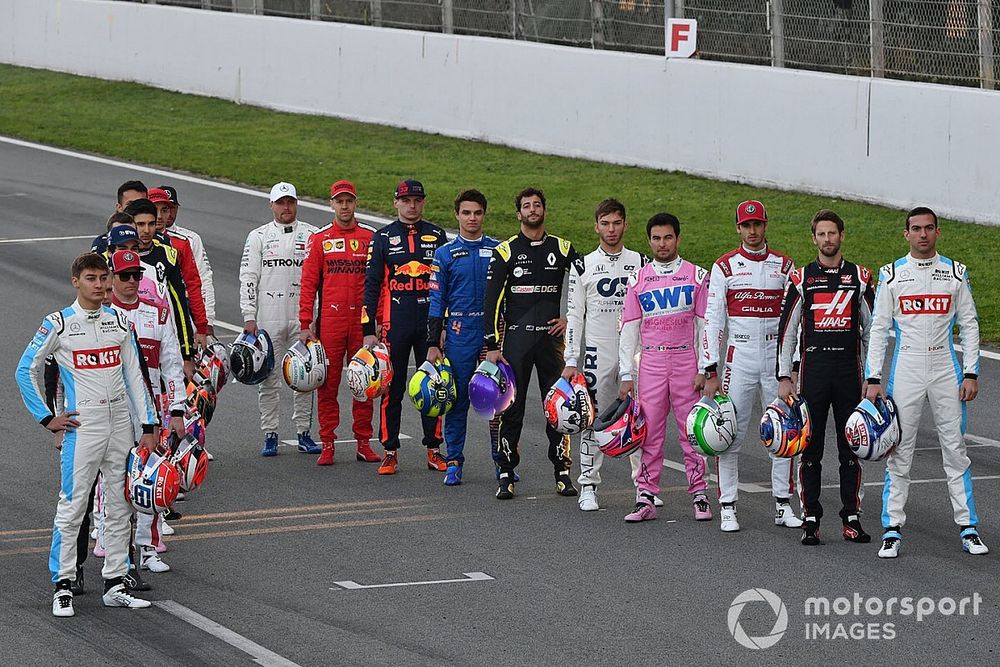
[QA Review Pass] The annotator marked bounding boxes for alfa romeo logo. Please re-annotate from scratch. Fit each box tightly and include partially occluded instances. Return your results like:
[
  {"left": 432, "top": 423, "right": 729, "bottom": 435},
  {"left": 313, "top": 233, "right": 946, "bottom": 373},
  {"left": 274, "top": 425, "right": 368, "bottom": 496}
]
[
  {"left": 727, "top": 588, "right": 788, "bottom": 649},
  {"left": 745, "top": 204, "right": 757, "bottom": 214}
]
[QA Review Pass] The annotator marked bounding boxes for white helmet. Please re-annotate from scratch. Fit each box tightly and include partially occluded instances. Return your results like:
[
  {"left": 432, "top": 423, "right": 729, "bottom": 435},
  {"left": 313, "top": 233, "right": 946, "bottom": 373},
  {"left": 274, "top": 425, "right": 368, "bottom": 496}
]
[
  {"left": 845, "top": 396, "right": 901, "bottom": 461},
  {"left": 686, "top": 395, "right": 738, "bottom": 456},
  {"left": 282, "top": 340, "right": 328, "bottom": 392}
]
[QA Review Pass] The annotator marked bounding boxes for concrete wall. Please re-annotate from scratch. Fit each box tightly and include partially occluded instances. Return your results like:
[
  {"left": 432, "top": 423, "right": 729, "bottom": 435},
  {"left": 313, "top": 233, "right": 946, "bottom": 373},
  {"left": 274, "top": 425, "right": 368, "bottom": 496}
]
[{"left": 3, "top": 0, "right": 999, "bottom": 224}]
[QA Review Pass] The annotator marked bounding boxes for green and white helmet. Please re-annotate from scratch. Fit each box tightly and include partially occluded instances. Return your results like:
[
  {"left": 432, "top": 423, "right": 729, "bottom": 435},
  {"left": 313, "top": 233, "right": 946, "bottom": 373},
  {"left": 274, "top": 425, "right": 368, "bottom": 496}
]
[{"left": 686, "top": 395, "right": 738, "bottom": 456}]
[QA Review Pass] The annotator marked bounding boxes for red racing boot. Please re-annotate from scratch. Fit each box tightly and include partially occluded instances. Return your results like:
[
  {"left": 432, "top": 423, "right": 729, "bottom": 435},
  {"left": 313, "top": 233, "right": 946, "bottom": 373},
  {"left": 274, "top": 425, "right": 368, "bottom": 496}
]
[
  {"left": 316, "top": 444, "right": 335, "bottom": 466},
  {"left": 356, "top": 441, "right": 380, "bottom": 463}
]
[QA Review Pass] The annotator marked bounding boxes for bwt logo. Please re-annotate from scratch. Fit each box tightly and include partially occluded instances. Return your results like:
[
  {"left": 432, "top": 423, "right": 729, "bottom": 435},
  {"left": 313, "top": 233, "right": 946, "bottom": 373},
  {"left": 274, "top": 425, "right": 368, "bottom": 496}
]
[
  {"left": 73, "top": 347, "right": 121, "bottom": 369},
  {"left": 728, "top": 588, "right": 788, "bottom": 649},
  {"left": 638, "top": 285, "right": 694, "bottom": 312},
  {"left": 596, "top": 276, "right": 628, "bottom": 298},
  {"left": 899, "top": 294, "right": 951, "bottom": 315}
]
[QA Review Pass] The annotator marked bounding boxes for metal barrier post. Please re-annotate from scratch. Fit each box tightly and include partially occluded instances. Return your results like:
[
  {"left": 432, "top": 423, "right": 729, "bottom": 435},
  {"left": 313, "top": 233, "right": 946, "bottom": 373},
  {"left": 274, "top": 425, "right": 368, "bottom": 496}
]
[
  {"left": 592, "top": 0, "right": 605, "bottom": 49},
  {"left": 443, "top": 0, "right": 454, "bottom": 34},
  {"left": 372, "top": 0, "right": 382, "bottom": 27},
  {"left": 870, "top": 0, "right": 885, "bottom": 77},
  {"left": 979, "top": 0, "right": 996, "bottom": 89},
  {"left": 511, "top": 0, "right": 518, "bottom": 39},
  {"left": 310, "top": 0, "right": 321, "bottom": 20},
  {"left": 770, "top": 0, "right": 785, "bottom": 68}
]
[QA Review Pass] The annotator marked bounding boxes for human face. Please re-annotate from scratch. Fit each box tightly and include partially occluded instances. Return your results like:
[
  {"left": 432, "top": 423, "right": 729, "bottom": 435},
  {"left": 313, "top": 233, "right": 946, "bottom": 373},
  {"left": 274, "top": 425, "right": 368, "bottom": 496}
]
[
  {"left": 516, "top": 195, "right": 545, "bottom": 228},
  {"left": 595, "top": 211, "right": 626, "bottom": 251},
  {"left": 162, "top": 203, "right": 178, "bottom": 228},
  {"left": 812, "top": 220, "right": 843, "bottom": 259},
  {"left": 72, "top": 268, "right": 110, "bottom": 308},
  {"left": 904, "top": 213, "right": 940, "bottom": 258},
  {"left": 331, "top": 193, "right": 357, "bottom": 227},
  {"left": 154, "top": 202, "right": 172, "bottom": 233},
  {"left": 133, "top": 213, "right": 158, "bottom": 246},
  {"left": 455, "top": 200, "right": 485, "bottom": 239},
  {"left": 271, "top": 196, "right": 298, "bottom": 225},
  {"left": 116, "top": 189, "right": 145, "bottom": 212},
  {"left": 113, "top": 240, "right": 140, "bottom": 252},
  {"left": 648, "top": 224, "right": 679, "bottom": 262},
  {"left": 395, "top": 195, "right": 425, "bottom": 224},
  {"left": 737, "top": 219, "right": 767, "bottom": 250},
  {"left": 113, "top": 270, "right": 142, "bottom": 301}
]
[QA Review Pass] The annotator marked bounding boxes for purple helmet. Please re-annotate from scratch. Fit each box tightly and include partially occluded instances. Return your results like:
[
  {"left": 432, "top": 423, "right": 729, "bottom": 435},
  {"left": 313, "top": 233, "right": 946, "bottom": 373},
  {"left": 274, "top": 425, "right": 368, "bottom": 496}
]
[{"left": 469, "top": 360, "right": 517, "bottom": 419}]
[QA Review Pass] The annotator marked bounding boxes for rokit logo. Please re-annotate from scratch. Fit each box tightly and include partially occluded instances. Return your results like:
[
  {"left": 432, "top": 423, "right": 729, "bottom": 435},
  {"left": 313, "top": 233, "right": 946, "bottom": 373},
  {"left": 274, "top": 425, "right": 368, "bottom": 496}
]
[
  {"left": 811, "top": 291, "right": 853, "bottom": 329},
  {"left": 73, "top": 346, "right": 121, "bottom": 369},
  {"left": 899, "top": 294, "right": 952, "bottom": 315}
]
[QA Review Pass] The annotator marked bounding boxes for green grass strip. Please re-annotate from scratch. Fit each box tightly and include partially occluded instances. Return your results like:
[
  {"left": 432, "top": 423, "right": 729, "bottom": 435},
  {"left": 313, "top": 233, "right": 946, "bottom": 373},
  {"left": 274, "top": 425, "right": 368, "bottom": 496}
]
[{"left": 1, "top": 63, "right": 997, "bottom": 342}]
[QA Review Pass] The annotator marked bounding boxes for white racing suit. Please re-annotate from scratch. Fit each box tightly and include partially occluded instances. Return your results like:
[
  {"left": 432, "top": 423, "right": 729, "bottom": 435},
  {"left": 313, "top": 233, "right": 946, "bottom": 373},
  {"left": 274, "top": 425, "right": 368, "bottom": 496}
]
[
  {"left": 864, "top": 253, "right": 981, "bottom": 529},
  {"left": 168, "top": 223, "right": 216, "bottom": 325},
  {"left": 16, "top": 300, "right": 158, "bottom": 584},
  {"left": 111, "top": 295, "right": 186, "bottom": 554},
  {"left": 240, "top": 219, "right": 317, "bottom": 434},
  {"left": 702, "top": 245, "right": 796, "bottom": 504},
  {"left": 565, "top": 247, "right": 645, "bottom": 487}
]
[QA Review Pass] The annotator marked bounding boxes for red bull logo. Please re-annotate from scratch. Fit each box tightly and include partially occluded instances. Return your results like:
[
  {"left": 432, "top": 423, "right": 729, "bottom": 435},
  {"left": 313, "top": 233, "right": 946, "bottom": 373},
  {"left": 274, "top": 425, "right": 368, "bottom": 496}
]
[{"left": 395, "top": 261, "right": 432, "bottom": 277}]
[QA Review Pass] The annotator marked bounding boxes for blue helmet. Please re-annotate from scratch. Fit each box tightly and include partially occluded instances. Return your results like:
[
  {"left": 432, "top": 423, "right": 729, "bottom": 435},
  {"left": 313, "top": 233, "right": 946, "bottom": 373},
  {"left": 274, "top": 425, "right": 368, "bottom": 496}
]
[{"left": 845, "top": 396, "right": 901, "bottom": 461}]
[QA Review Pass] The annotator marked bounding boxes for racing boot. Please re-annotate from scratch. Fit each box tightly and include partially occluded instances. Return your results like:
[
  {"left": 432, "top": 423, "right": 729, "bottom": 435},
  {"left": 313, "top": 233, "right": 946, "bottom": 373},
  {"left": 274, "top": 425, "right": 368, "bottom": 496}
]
[
  {"left": 377, "top": 451, "right": 398, "bottom": 475},
  {"left": 555, "top": 472, "right": 578, "bottom": 497},
  {"left": 878, "top": 528, "right": 902, "bottom": 558},
  {"left": 52, "top": 580, "right": 75, "bottom": 618},
  {"left": 494, "top": 465, "right": 519, "bottom": 482},
  {"left": 427, "top": 448, "right": 448, "bottom": 472},
  {"left": 444, "top": 461, "right": 463, "bottom": 486},
  {"left": 140, "top": 546, "right": 171, "bottom": 573},
  {"left": 578, "top": 485, "right": 599, "bottom": 511},
  {"left": 625, "top": 495, "right": 657, "bottom": 523},
  {"left": 774, "top": 499, "right": 803, "bottom": 528},
  {"left": 297, "top": 431, "right": 322, "bottom": 454},
  {"left": 316, "top": 444, "right": 335, "bottom": 466},
  {"left": 692, "top": 494, "right": 713, "bottom": 521},
  {"left": 801, "top": 516, "right": 822, "bottom": 546},
  {"left": 961, "top": 527, "right": 989, "bottom": 555},
  {"left": 356, "top": 441, "right": 380, "bottom": 462},
  {"left": 720, "top": 503, "right": 740, "bottom": 532},
  {"left": 124, "top": 544, "right": 151, "bottom": 592},
  {"left": 260, "top": 432, "right": 279, "bottom": 457},
  {"left": 103, "top": 582, "right": 151, "bottom": 609},
  {"left": 842, "top": 515, "right": 871, "bottom": 543},
  {"left": 496, "top": 472, "right": 515, "bottom": 500}
]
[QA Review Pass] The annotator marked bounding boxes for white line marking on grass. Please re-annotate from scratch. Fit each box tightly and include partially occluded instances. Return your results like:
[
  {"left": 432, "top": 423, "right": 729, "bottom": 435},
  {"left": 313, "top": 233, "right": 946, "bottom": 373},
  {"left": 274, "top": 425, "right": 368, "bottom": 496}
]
[
  {"left": 0, "top": 234, "right": 94, "bottom": 244},
  {"left": 155, "top": 600, "right": 302, "bottom": 667},
  {"left": 331, "top": 571, "right": 494, "bottom": 590}
]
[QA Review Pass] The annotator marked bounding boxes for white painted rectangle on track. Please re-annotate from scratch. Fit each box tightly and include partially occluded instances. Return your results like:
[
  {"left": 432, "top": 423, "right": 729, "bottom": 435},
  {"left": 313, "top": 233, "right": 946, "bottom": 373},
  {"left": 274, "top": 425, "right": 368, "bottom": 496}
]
[
  {"left": 331, "top": 571, "right": 494, "bottom": 590},
  {"left": 155, "top": 599, "right": 301, "bottom": 667}
]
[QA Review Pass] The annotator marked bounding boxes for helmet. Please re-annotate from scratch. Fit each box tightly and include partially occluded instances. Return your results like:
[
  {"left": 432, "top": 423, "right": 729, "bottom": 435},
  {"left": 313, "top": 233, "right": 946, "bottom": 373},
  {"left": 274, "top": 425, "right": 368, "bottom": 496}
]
[
  {"left": 200, "top": 340, "right": 230, "bottom": 394},
  {"left": 125, "top": 447, "right": 181, "bottom": 515},
  {"left": 347, "top": 343, "right": 393, "bottom": 401},
  {"left": 185, "top": 379, "right": 217, "bottom": 425},
  {"left": 408, "top": 358, "right": 457, "bottom": 417},
  {"left": 760, "top": 395, "right": 812, "bottom": 458},
  {"left": 185, "top": 413, "right": 207, "bottom": 447},
  {"left": 282, "top": 340, "right": 328, "bottom": 392},
  {"left": 686, "top": 395, "right": 739, "bottom": 456},
  {"left": 168, "top": 433, "right": 210, "bottom": 492},
  {"left": 592, "top": 395, "right": 647, "bottom": 458},
  {"left": 543, "top": 372, "right": 595, "bottom": 435},
  {"left": 230, "top": 329, "right": 274, "bottom": 385},
  {"left": 470, "top": 360, "right": 518, "bottom": 420},
  {"left": 845, "top": 396, "right": 901, "bottom": 461}
]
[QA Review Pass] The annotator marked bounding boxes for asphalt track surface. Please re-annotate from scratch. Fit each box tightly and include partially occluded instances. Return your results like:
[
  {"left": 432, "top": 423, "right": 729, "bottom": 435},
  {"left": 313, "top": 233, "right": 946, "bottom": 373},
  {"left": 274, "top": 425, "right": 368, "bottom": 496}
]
[{"left": 1, "top": 137, "right": 998, "bottom": 665}]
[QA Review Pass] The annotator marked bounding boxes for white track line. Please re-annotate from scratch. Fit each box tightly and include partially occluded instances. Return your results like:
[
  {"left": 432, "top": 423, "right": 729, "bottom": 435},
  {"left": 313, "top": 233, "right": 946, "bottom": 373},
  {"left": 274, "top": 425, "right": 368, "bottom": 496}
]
[
  {"left": 155, "top": 600, "right": 301, "bottom": 667},
  {"left": 822, "top": 474, "right": 1000, "bottom": 490},
  {"left": 914, "top": 434, "right": 1000, "bottom": 451},
  {"left": 280, "top": 434, "right": 410, "bottom": 447},
  {"left": 0, "top": 234, "right": 95, "bottom": 244},
  {"left": 331, "top": 571, "right": 493, "bottom": 590},
  {"left": 662, "top": 458, "right": 769, "bottom": 493}
]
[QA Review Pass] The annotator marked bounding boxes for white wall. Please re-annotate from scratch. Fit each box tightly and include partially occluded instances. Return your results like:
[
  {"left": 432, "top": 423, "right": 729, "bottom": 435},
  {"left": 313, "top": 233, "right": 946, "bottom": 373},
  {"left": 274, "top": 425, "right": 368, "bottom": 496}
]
[{"left": 3, "top": 0, "right": 999, "bottom": 224}]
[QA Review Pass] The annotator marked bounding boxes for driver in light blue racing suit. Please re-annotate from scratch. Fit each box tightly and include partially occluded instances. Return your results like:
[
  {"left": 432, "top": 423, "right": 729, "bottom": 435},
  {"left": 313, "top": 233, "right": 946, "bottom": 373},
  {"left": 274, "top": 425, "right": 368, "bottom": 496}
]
[{"left": 426, "top": 190, "right": 500, "bottom": 485}]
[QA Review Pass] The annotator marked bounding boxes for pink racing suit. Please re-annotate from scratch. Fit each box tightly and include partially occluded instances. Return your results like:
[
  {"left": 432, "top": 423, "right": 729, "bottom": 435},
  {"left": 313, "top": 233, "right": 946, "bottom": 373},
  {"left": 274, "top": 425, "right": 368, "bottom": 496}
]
[{"left": 619, "top": 257, "right": 710, "bottom": 499}]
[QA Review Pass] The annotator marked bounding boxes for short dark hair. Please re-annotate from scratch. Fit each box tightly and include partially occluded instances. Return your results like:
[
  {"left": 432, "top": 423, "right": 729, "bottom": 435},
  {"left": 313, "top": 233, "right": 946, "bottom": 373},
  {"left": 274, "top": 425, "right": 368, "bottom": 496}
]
[
  {"left": 811, "top": 209, "right": 845, "bottom": 234},
  {"left": 117, "top": 180, "right": 147, "bottom": 204},
  {"left": 515, "top": 187, "right": 546, "bottom": 211},
  {"left": 594, "top": 198, "right": 626, "bottom": 222},
  {"left": 646, "top": 212, "right": 680, "bottom": 238},
  {"left": 72, "top": 252, "right": 109, "bottom": 278},
  {"left": 454, "top": 189, "right": 488, "bottom": 213},
  {"left": 124, "top": 198, "right": 157, "bottom": 219},
  {"left": 906, "top": 206, "right": 938, "bottom": 230},
  {"left": 106, "top": 211, "right": 135, "bottom": 231}
]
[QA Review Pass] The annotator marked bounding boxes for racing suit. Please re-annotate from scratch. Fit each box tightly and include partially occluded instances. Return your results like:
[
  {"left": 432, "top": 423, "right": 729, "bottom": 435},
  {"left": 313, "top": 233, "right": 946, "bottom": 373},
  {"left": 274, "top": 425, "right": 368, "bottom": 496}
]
[
  {"left": 484, "top": 232, "right": 584, "bottom": 478},
  {"left": 362, "top": 219, "right": 447, "bottom": 451},
  {"left": 864, "top": 253, "right": 981, "bottom": 530},
  {"left": 702, "top": 245, "right": 796, "bottom": 504},
  {"left": 427, "top": 234, "right": 500, "bottom": 465},
  {"left": 167, "top": 224, "right": 216, "bottom": 327},
  {"left": 564, "top": 246, "right": 645, "bottom": 487},
  {"left": 138, "top": 240, "right": 197, "bottom": 359},
  {"left": 111, "top": 293, "right": 186, "bottom": 555},
  {"left": 620, "top": 257, "right": 710, "bottom": 500},
  {"left": 163, "top": 231, "right": 209, "bottom": 335},
  {"left": 299, "top": 221, "right": 376, "bottom": 447},
  {"left": 16, "top": 301, "right": 158, "bottom": 584},
  {"left": 776, "top": 259, "right": 874, "bottom": 521},
  {"left": 240, "top": 219, "right": 318, "bottom": 434}
]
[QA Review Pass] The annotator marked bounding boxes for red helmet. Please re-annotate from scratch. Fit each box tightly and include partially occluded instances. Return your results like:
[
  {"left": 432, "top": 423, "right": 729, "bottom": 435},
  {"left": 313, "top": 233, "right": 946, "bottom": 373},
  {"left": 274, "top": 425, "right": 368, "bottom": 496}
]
[
  {"left": 125, "top": 447, "right": 181, "bottom": 515},
  {"left": 593, "top": 395, "right": 647, "bottom": 458},
  {"left": 168, "top": 433, "right": 210, "bottom": 492}
]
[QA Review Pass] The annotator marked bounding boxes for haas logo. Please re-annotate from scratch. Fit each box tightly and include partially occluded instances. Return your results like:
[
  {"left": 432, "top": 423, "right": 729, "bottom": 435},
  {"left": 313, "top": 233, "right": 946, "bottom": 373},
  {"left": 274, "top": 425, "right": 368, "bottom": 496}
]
[
  {"left": 73, "top": 346, "right": 121, "bottom": 369},
  {"left": 811, "top": 291, "right": 852, "bottom": 329},
  {"left": 899, "top": 294, "right": 952, "bottom": 315}
]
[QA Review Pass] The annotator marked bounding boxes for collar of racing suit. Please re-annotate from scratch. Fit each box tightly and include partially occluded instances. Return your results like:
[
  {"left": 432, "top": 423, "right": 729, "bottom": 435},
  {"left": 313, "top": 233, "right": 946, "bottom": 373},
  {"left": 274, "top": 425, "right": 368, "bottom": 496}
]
[
  {"left": 518, "top": 230, "right": 547, "bottom": 246},
  {"left": 75, "top": 299, "right": 103, "bottom": 320},
  {"left": 738, "top": 243, "right": 769, "bottom": 261},
  {"left": 110, "top": 293, "right": 140, "bottom": 311},
  {"left": 271, "top": 219, "right": 298, "bottom": 234},
  {"left": 907, "top": 252, "right": 938, "bottom": 269},
  {"left": 650, "top": 256, "right": 683, "bottom": 275}
]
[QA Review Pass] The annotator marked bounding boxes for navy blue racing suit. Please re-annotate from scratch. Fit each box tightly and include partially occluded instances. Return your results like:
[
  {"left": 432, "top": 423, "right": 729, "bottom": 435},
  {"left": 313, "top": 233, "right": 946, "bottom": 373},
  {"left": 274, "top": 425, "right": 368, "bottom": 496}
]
[{"left": 427, "top": 234, "right": 500, "bottom": 465}]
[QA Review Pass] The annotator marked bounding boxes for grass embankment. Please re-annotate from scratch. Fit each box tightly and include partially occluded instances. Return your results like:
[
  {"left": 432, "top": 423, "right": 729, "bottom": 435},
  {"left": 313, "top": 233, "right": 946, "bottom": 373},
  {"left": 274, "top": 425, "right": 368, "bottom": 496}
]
[{"left": 1, "top": 64, "right": 997, "bottom": 340}]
